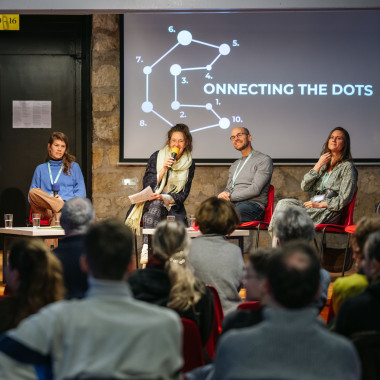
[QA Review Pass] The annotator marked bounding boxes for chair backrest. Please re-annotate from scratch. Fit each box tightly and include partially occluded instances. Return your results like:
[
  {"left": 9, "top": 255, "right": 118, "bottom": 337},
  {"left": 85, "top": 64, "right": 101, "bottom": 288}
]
[
  {"left": 181, "top": 318, "right": 205, "bottom": 373},
  {"left": 237, "top": 301, "right": 261, "bottom": 311},
  {"left": 206, "top": 285, "right": 224, "bottom": 331},
  {"left": 263, "top": 185, "right": 275, "bottom": 224},
  {"left": 341, "top": 191, "right": 357, "bottom": 227}
]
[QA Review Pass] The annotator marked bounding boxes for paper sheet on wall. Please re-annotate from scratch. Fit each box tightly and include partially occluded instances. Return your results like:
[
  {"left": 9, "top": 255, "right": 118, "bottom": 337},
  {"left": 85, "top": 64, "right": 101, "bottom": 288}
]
[
  {"left": 129, "top": 186, "right": 153, "bottom": 204},
  {"left": 12, "top": 100, "right": 51, "bottom": 128}
]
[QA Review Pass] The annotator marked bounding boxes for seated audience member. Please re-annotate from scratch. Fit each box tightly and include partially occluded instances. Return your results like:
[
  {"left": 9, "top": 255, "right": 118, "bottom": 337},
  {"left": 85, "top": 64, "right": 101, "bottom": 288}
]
[
  {"left": 53, "top": 197, "right": 94, "bottom": 299},
  {"left": 29, "top": 131, "right": 86, "bottom": 225},
  {"left": 332, "top": 215, "right": 380, "bottom": 315},
  {"left": 128, "top": 220, "right": 214, "bottom": 345},
  {"left": 188, "top": 197, "right": 245, "bottom": 315},
  {"left": 211, "top": 241, "right": 361, "bottom": 380},
  {"left": 217, "top": 127, "right": 273, "bottom": 222},
  {"left": 335, "top": 231, "right": 380, "bottom": 337},
  {"left": 221, "top": 248, "right": 276, "bottom": 335},
  {"left": 0, "top": 239, "right": 65, "bottom": 334},
  {"left": 0, "top": 220, "right": 183, "bottom": 380},
  {"left": 272, "top": 205, "right": 330, "bottom": 311}
]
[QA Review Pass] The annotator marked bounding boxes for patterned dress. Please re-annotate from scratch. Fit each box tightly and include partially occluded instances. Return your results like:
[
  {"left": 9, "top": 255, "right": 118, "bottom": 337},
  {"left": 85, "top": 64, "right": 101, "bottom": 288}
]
[{"left": 269, "top": 161, "right": 358, "bottom": 231}]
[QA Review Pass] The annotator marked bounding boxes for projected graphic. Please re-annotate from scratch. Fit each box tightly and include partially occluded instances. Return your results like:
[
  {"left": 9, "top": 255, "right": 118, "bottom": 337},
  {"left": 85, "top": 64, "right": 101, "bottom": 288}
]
[{"left": 141, "top": 30, "right": 232, "bottom": 133}]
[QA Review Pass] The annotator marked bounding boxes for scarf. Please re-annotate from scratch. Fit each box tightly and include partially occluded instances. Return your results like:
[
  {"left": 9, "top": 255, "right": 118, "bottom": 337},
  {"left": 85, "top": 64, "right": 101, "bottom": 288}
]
[{"left": 125, "top": 146, "right": 192, "bottom": 234}]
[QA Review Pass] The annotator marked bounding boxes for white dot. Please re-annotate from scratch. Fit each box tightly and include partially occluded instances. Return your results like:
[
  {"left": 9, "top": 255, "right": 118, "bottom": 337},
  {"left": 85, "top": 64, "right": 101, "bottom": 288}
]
[
  {"left": 141, "top": 101, "right": 153, "bottom": 113},
  {"left": 171, "top": 101, "right": 180, "bottom": 110},
  {"left": 170, "top": 64, "right": 182, "bottom": 76},
  {"left": 143, "top": 66, "right": 152, "bottom": 75},
  {"left": 206, "top": 65, "right": 212, "bottom": 71},
  {"left": 205, "top": 103, "right": 212, "bottom": 110},
  {"left": 219, "top": 118, "right": 230, "bottom": 129},
  {"left": 177, "top": 30, "right": 192, "bottom": 46},
  {"left": 219, "top": 44, "right": 230, "bottom": 56}
]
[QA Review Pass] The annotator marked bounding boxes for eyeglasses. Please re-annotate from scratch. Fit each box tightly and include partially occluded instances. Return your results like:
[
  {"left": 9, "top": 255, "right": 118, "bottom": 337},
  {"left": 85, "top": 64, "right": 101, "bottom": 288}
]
[{"left": 230, "top": 133, "right": 248, "bottom": 141}]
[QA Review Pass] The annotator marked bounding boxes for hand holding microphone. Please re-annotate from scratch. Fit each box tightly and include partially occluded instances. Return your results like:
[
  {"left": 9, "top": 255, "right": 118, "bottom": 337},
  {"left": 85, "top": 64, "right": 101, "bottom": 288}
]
[{"left": 168, "top": 147, "right": 179, "bottom": 170}]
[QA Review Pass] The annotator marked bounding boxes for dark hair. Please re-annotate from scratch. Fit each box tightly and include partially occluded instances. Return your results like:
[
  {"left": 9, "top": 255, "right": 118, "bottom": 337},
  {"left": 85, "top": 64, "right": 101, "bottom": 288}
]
[
  {"left": 45, "top": 131, "right": 76, "bottom": 175},
  {"left": 320, "top": 127, "right": 352, "bottom": 173},
  {"left": 85, "top": 219, "right": 134, "bottom": 280},
  {"left": 195, "top": 197, "right": 240, "bottom": 235},
  {"left": 267, "top": 241, "right": 320, "bottom": 309},
  {"left": 248, "top": 248, "right": 278, "bottom": 279},
  {"left": 167, "top": 123, "right": 193, "bottom": 152},
  {"left": 365, "top": 231, "right": 380, "bottom": 263},
  {"left": 352, "top": 215, "right": 380, "bottom": 258},
  {"left": 8, "top": 238, "right": 65, "bottom": 327}
]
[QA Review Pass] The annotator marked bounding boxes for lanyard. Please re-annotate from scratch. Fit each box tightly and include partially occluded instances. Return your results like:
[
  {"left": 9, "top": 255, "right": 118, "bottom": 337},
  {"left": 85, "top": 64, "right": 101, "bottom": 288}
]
[
  {"left": 321, "top": 172, "right": 331, "bottom": 191},
  {"left": 48, "top": 162, "right": 64, "bottom": 185},
  {"left": 232, "top": 150, "right": 254, "bottom": 189}
]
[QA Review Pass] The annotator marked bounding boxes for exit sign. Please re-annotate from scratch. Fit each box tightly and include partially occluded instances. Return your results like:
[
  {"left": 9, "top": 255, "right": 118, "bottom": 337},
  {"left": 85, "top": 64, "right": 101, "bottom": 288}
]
[{"left": 0, "top": 15, "right": 20, "bottom": 31}]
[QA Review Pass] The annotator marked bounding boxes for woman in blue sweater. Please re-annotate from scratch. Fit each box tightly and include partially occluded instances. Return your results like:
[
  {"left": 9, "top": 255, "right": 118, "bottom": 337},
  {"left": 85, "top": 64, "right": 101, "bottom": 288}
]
[{"left": 29, "top": 132, "right": 86, "bottom": 225}]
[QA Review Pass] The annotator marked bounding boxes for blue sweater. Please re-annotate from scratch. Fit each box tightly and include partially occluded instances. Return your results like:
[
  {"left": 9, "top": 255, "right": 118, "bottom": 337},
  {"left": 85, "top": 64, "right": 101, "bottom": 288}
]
[{"left": 30, "top": 160, "right": 86, "bottom": 201}]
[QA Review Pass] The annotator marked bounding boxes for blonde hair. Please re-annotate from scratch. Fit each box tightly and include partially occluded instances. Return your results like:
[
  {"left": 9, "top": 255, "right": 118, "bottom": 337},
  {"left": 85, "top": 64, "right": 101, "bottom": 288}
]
[
  {"left": 152, "top": 221, "right": 203, "bottom": 312},
  {"left": 9, "top": 239, "right": 65, "bottom": 327}
]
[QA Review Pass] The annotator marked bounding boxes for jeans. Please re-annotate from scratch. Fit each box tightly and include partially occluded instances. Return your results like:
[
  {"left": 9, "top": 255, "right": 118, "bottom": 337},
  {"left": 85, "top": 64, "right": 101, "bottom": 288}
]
[{"left": 234, "top": 200, "right": 264, "bottom": 223}]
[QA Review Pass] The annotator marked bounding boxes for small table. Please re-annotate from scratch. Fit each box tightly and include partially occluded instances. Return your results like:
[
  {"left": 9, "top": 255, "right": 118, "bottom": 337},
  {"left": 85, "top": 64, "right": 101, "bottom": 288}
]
[{"left": 0, "top": 227, "right": 65, "bottom": 283}]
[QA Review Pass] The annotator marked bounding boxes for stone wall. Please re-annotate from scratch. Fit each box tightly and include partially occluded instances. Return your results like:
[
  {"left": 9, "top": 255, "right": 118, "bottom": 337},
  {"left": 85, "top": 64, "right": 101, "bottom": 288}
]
[{"left": 91, "top": 15, "right": 380, "bottom": 227}]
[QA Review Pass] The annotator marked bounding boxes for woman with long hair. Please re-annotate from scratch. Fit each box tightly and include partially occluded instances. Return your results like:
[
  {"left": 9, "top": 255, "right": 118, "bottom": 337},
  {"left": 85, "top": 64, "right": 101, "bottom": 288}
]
[
  {"left": 128, "top": 220, "right": 214, "bottom": 345},
  {"left": 269, "top": 127, "right": 358, "bottom": 236},
  {"left": 125, "top": 123, "right": 195, "bottom": 265},
  {"left": 0, "top": 238, "right": 65, "bottom": 334},
  {"left": 29, "top": 131, "right": 86, "bottom": 225}
]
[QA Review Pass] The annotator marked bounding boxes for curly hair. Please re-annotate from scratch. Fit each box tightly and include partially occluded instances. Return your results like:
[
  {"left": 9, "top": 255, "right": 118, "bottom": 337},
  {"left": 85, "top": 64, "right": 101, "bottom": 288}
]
[
  {"left": 167, "top": 123, "right": 193, "bottom": 152},
  {"left": 152, "top": 220, "right": 204, "bottom": 313},
  {"left": 320, "top": 127, "right": 353, "bottom": 173},
  {"left": 8, "top": 238, "right": 65, "bottom": 327},
  {"left": 45, "top": 131, "right": 76, "bottom": 175},
  {"left": 196, "top": 197, "right": 240, "bottom": 235}
]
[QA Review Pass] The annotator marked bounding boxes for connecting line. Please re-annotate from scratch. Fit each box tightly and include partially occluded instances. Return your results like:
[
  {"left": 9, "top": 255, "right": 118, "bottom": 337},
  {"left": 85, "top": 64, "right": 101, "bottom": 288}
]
[
  {"left": 180, "top": 104, "right": 207, "bottom": 108},
  {"left": 151, "top": 43, "right": 179, "bottom": 68},
  {"left": 209, "top": 54, "right": 221, "bottom": 67},
  {"left": 174, "top": 75, "right": 177, "bottom": 101},
  {"left": 211, "top": 108, "right": 221, "bottom": 119},
  {"left": 191, "top": 124, "right": 220, "bottom": 133},
  {"left": 192, "top": 39, "right": 219, "bottom": 49},
  {"left": 181, "top": 67, "right": 207, "bottom": 71},
  {"left": 146, "top": 75, "right": 149, "bottom": 101},
  {"left": 152, "top": 110, "right": 173, "bottom": 126}
]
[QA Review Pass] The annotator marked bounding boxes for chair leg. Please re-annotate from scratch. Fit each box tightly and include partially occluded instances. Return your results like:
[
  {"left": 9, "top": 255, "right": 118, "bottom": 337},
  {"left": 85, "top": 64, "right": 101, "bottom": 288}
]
[
  {"left": 255, "top": 229, "right": 260, "bottom": 249},
  {"left": 342, "top": 234, "right": 350, "bottom": 277},
  {"left": 134, "top": 234, "right": 139, "bottom": 269}
]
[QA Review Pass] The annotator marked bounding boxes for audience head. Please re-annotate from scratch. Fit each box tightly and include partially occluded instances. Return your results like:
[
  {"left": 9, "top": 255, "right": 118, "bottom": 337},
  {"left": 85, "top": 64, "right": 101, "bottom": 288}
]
[
  {"left": 266, "top": 241, "right": 320, "bottom": 309},
  {"left": 6, "top": 238, "right": 65, "bottom": 325},
  {"left": 84, "top": 219, "right": 134, "bottom": 281},
  {"left": 351, "top": 215, "right": 380, "bottom": 263},
  {"left": 60, "top": 197, "right": 95, "bottom": 235},
  {"left": 244, "top": 248, "right": 279, "bottom": 302},
  {"left": 196, "top": 196, "right": 240, "bottom": 235},
  {"left": 273, "top": 206, "right": 315, "bottom": 245},
  {"left": 363, "top": 231, "right": 380, "bottom": 283},
  {"left": 153, "top": 220, "right": 202, "bottom": 312}
]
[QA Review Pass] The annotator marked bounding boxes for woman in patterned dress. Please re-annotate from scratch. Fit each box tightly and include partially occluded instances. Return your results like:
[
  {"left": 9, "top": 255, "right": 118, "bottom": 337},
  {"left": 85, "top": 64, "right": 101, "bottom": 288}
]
[{"left": 269, "top": 127, "right": 358, "bottom": 237}]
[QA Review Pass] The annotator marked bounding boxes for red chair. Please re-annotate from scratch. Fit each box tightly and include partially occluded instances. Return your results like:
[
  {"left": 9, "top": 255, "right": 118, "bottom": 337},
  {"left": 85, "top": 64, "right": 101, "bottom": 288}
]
[
  {"left": 237, "top": 301, "right": 261, "bottom": 311},
  {"left": 28, "top": 208, "right": 50, "bottom": 226},
  {"left": 315, "top": 191, "right": 357, "bottom": 276},
  {"left": 238, "top": 185, "right": 274, "bottom": 249},
  {"left": 205, "top": 285, "right": 224, "bottom": 360},
  {"left": 181, "top": 318, "right": 205, "bottom": 372}
]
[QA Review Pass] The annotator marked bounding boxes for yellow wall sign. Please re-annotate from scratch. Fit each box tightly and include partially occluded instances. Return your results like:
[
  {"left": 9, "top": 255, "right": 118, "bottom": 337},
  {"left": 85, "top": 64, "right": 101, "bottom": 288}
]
[{"left": 0, "top": 15, "right": 20, "bottom": 31}]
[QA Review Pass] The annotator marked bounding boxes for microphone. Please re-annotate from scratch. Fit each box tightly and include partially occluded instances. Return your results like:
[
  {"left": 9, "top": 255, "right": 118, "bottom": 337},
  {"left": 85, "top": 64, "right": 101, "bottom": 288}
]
[
  {"left": 52, "top": 183, "right": 60, "bottom": 197},
  {"left": 169, "top": 147, "right": 179, "bottom": 170}
]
